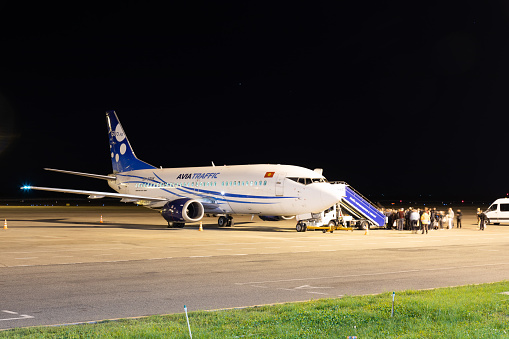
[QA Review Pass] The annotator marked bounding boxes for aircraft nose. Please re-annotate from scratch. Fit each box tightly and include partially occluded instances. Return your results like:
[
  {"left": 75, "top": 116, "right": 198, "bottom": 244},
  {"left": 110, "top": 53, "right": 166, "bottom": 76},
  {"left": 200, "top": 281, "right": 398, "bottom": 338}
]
[{"left": 315, "top": 183, "right": 344, "bottom": 208}]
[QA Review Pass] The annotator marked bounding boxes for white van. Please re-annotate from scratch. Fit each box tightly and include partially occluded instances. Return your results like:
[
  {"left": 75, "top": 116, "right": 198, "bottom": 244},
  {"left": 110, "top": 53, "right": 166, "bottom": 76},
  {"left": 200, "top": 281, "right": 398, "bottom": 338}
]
[{"left": 485, "top": 198, "right": 509, "bottom": 225}]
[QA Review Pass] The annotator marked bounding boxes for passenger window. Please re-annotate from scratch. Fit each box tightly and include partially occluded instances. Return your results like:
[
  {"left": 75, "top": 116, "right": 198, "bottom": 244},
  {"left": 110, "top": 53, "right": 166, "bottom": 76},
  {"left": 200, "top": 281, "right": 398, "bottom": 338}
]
[
  {"left": 250, "top": 181, "right": 253, "bottom": 186},
  {"left": 263, "top": 181, "right": 267, "bottom": 185},
  {"left": 501, "top": 204, "right": 509, "bottom": 211}
]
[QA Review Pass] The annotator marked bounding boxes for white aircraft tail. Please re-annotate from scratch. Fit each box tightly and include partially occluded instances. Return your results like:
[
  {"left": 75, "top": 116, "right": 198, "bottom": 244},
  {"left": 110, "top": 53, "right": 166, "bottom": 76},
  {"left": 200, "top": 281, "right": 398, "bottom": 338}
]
[{"left": 106, "top": 111, "right": 156, "bottom": 173}]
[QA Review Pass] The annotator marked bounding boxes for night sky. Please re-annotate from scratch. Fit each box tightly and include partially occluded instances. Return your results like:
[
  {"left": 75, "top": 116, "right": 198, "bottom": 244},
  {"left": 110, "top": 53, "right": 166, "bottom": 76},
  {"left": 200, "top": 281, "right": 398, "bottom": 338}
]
[{"left": 0, "top": 2, "right": 507, "bottom": 203}]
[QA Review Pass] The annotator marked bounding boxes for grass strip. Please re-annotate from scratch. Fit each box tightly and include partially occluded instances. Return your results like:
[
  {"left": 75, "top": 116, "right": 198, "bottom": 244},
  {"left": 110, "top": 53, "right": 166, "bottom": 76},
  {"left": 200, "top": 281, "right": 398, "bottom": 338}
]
[{"left": 3, "top": 281, "right": 509, "bottom": 338}]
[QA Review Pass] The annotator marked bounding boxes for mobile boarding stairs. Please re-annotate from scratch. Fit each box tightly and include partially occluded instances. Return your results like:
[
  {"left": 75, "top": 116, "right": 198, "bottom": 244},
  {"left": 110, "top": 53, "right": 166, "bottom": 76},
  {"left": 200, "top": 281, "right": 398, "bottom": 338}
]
[{"left": 295, "top": 182, "right": 387, "bottom": 232}]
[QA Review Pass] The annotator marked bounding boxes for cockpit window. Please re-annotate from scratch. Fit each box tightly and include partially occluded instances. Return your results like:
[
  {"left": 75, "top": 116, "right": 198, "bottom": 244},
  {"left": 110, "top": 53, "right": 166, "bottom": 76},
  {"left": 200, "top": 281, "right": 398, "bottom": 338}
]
[{"left": 287, "top": 177, "right": 328, "bottom": 185}]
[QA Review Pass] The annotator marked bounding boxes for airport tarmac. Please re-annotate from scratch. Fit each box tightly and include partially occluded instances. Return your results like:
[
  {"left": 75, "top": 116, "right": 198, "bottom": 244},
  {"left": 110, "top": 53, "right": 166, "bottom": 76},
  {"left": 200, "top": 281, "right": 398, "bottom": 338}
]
[{"left": 1, "top": 205, "right": 509, "bottom": 330}]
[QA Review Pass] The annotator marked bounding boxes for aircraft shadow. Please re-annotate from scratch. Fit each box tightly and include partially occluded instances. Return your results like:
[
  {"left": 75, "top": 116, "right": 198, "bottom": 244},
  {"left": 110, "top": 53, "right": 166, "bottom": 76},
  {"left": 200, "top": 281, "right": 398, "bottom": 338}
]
[{"left": 7, "top": 218, "right": 296, "bottom": 233}]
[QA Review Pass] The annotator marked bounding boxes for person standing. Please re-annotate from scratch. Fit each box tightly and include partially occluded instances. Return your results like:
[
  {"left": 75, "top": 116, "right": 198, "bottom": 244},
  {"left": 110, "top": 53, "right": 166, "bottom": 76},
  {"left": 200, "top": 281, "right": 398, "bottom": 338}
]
[
  {"left": 430, "top": 208, "right": 437, "bottom": 230},
  {"left": 421, "top": 208, "right": 430, "bottom": 234},
  {"left": 387, "top": 209, "right": 395, "bottom": 230},
  {"left": 456, "top": 209, "right": 463, "bottom": 228},
  {"left": 479, "top": 211, "right": 487, "bottom": 231},
  {"left": 397, "top": 208, "right": 405, "bottom": 231},
  {"left": 448, "top": 208, "right": 454, "bottom": 229},
  {"left": 410, "top": 208, "right": 420, "bottom": 234}
]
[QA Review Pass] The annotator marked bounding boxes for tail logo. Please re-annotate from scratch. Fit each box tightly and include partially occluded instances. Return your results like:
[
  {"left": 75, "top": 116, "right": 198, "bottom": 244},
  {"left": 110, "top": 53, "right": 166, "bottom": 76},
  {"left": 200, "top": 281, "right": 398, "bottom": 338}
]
[
  {"left": 114, "top": 124, "right": 126, "bottom": 142},
  {"left": 110, "top": 124, "right": 127, "bottom": 163}
]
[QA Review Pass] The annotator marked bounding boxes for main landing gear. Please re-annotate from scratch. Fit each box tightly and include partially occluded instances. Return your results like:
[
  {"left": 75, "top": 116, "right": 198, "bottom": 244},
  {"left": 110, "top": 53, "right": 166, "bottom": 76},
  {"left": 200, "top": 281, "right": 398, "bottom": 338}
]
[{"left": 217, "top": 215, "right": 234, "bottom": 227}]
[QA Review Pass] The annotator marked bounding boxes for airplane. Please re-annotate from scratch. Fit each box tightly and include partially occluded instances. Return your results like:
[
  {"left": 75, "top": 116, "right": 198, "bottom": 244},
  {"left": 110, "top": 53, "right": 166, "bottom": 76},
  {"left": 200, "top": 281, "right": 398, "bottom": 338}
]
[{"left": 21, "top": 111, "right": 343, "bottom": 228}]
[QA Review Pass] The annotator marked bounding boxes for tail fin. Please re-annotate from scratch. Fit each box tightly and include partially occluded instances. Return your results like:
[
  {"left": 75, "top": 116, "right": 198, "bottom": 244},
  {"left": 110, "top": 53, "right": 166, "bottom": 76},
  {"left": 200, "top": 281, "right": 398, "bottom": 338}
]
[{"left": 106, "top": 111, "right": 156, "bottom": 173}]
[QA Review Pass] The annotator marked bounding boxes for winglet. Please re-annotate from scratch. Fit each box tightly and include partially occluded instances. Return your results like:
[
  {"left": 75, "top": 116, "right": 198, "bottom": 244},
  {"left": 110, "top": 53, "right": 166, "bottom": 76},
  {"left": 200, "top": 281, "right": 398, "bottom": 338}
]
[{"left": 106, "top": 111, "right": 156, "bottom": 173}]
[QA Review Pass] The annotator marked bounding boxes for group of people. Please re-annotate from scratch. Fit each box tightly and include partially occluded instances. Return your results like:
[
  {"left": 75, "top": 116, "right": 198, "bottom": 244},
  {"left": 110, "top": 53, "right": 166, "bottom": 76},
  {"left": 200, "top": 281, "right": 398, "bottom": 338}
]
[{"left": 383, "top": 207, "right": 462, "bottom": 234}]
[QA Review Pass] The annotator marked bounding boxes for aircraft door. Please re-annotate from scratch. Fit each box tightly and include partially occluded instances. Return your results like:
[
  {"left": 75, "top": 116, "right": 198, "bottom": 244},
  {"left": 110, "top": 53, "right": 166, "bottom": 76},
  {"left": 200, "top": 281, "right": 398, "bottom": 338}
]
[{"left": 275, "top": 173, "right": 286, "bottom": 196}]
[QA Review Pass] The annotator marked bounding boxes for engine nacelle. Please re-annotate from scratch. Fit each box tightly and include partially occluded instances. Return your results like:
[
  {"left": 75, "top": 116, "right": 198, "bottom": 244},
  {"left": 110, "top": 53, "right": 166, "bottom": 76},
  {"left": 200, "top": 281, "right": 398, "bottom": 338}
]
[{"left": 161, "top": 198, "right": 204, "bottom": 223}]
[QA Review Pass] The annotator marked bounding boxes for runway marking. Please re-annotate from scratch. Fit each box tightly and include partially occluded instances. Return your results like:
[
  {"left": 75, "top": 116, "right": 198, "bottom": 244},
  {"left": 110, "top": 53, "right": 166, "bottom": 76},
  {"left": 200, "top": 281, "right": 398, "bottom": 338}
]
[
  {"left": 294, "top": 284, "right": 332, "bottom": 290},
  {"left": 277, "top": 285, "right": 333, "bottom": 295},
  {"left": 235, "top": 262, "right": 509, "bottom": 286},
  {"left": 14, "top": 257, "right": 38, "bottom": 260},
  {"left": 0, "top": 310, "right": 34, "bottom": 321}
]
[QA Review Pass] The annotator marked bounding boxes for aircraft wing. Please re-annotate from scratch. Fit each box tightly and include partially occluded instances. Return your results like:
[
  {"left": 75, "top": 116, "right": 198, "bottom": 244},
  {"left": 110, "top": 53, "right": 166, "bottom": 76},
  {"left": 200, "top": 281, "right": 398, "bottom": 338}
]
[{"left": 21, "top": 186, "right": 167, "bottom": 202}]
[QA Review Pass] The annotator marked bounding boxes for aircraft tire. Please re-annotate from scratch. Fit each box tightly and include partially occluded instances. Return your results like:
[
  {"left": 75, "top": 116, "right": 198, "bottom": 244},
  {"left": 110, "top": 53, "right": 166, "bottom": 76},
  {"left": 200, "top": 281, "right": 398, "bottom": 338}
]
[{"left": 218, "top": 216, "right": 228, "bottom": 227}]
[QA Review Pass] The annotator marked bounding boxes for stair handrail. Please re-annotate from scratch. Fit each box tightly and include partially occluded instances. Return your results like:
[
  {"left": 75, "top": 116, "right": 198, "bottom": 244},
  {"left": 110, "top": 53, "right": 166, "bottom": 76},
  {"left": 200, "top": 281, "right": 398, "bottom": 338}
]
[{"left": 330, "top": 181, "right": 381, "bottom": 212}]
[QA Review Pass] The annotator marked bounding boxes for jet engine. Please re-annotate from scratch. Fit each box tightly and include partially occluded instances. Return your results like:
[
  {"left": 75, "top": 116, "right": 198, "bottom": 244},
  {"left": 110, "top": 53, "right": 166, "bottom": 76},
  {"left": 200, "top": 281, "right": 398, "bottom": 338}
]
[{"left": 161, "top": 198, "right": 204, "bottom": 223}]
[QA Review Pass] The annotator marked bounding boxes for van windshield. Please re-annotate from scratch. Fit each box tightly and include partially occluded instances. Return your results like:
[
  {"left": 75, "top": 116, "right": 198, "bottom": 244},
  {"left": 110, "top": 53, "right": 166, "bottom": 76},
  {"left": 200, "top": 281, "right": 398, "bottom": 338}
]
[{"left": 488, "top": 204, "right": 498, "bottom": 211}]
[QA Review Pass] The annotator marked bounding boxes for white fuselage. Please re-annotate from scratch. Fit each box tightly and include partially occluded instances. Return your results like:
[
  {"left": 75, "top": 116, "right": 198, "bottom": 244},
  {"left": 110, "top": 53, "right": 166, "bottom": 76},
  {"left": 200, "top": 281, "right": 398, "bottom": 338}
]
[{"left": 108, "top": 164, "right": 343, "bottom": 216}]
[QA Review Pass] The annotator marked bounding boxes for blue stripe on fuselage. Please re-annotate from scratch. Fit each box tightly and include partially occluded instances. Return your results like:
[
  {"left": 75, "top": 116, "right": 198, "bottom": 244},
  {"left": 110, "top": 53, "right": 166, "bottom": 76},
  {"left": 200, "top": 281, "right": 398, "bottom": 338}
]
[{"left": 117, "top": 172, "right": 293, "bottom": 204}]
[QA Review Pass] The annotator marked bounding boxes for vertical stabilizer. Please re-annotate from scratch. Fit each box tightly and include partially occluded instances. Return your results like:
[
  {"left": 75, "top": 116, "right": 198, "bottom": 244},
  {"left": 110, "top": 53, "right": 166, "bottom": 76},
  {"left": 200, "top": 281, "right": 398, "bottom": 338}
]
[{"left": 106, "top": 111, "right": 156, "bottom": 173}]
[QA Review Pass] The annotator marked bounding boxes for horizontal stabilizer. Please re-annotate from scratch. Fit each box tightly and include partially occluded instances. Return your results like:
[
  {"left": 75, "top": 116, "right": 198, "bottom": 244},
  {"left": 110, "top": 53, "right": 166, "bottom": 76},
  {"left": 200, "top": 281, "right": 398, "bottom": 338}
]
[
  {"left": 21, "top": 186, "right": 167, "bottom": 202},
  {"left": 45, "top": 168, "right": 116, "bottom": 180}
]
